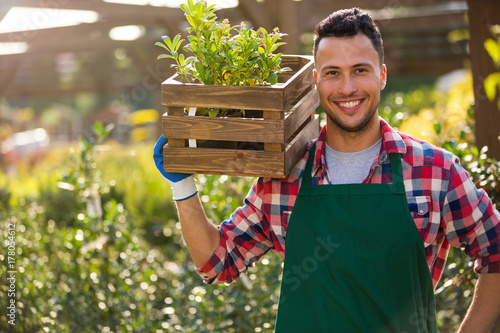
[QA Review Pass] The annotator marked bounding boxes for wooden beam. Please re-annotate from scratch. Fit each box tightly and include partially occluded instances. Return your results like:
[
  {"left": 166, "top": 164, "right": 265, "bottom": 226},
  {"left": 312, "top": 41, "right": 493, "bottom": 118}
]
[
  {"left": 302, "top": 0, "right": 464, "bottom": 12},
  {"left": 385, "top": 55, "right": 467, "bottom": 76},
  {"left": 466, "top": 0, "right": 500, "bottom": 159},
  {"left": 0, "top": 0, "right": 17, "bottom": 22},
  {"left": 276, "top": 0, "right": 300, "bottom": 54},
  {"left": 298, "top": 9, "right": 467, "bottom": 36},
  {"left": 7, "top": 0, "right": 183, "bottom": 20},
  {"left": 237, "top": 0, "right": 275, "bottom": 30}
]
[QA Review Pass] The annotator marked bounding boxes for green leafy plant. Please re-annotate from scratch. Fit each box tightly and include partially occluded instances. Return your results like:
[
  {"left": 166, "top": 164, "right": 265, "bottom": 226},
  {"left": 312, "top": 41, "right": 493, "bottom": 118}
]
[
  {"left": 155, "top": 0, "right": 291, "bottom": 117},
  {"left": 483, "top": 25, "right": 500, "bottom": 110},
  {"left": 156, "top": 0, "right": 289, "bottom": 86}
]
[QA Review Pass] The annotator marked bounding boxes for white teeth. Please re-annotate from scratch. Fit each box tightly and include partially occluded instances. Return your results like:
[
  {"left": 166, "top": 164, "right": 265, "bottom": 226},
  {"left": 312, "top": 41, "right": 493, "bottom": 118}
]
[{"left": 338, "top": 100, "right": 361, "bottom": 108}]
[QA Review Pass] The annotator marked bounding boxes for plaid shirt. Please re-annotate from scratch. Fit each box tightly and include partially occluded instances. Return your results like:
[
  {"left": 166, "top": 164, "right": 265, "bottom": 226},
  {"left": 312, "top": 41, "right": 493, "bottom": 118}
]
[{"left": 196, "top": 118, "right": 500, "bottom": 288}]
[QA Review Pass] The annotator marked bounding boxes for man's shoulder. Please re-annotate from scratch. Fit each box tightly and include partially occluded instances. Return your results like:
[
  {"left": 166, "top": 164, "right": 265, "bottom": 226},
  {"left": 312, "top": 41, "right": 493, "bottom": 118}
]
[
  {"left": 398, "top": 131, "right": 458, "bottom": 170},
  {"left": 259, "top": 140, "right": 315, "bottom": 185}
]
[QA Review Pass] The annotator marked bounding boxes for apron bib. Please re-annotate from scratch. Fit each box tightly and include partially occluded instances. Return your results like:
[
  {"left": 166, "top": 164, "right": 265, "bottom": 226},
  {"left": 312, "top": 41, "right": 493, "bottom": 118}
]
[{"left": 275, "top": 144, "right": 438, "bottom": 332}]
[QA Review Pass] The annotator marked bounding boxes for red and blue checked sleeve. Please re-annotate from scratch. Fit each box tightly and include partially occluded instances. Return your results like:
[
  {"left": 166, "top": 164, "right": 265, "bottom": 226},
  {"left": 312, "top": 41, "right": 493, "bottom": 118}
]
[
  {"left": 442, "top": 158, "right": 500, "bottom": 274},
  {"left": 195, "top": 178, "right": 276, "bottom": 284}
]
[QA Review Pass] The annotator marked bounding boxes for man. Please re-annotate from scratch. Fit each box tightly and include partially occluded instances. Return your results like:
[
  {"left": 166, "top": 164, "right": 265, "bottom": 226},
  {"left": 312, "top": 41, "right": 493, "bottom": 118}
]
[{"left": 154, "top": 8, "right": 500, "bottom": 332}]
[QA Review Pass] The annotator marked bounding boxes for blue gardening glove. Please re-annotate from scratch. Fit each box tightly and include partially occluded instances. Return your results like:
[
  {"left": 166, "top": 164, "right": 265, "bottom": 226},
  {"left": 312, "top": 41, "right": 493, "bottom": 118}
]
[{"left": 153, "top": 135, "right": 198, "bottom": 201}]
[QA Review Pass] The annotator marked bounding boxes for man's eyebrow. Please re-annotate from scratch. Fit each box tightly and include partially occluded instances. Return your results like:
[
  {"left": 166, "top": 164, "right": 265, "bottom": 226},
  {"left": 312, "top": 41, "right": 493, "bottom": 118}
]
[
  {"left": 320, "top": 65, "right": 340, "bottom": 71},
  {"left": 320, "top": 63, "right": 374, "bottom": 71},
  {"left": 353, "top": 62, "right": 374, "bottom": 68}
]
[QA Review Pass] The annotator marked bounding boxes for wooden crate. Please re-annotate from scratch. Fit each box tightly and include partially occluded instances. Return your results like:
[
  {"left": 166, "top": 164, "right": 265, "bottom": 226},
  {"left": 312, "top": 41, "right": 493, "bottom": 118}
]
[{"left": 161, "top": 55, "right": 319, "bottom": 178}]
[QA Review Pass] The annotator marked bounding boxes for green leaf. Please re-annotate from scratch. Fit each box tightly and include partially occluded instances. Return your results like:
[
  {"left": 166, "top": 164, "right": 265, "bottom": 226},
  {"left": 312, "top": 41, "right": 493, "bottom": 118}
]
[
  {"left": 172, "top": 34, "right": 183, "bottom": 52},
  {"left": 194, "top": 62, "right": 206, "bottom": 81},
  {"left": 484, "top": 72, "right": 500, "bottom": 101},
  {"left": 271, "top": 53, "right": 281, "bottom": 64},
  {"left": 94, "top": 121, "right": 104, "bottom": 137},
  {"left": 433, "top": 121, "right": 442, "bottom": 135},
  {"left": 247, "top": 75, "right": 263, "bottom": 84},
  {"left": 186, "top": 15, "right": 196, "bottom": 28},
  {"left": 161, "top": 35, "right": 173, "bottom": 50},
  {"left": 154, "top": 41, "right": 168, "bottom": 50},
  {"left": 268, "top": 72, "right": 278, "bottom": 85},
  {"left": 157, "top": 54, "right": 174, "bottom": 60}
]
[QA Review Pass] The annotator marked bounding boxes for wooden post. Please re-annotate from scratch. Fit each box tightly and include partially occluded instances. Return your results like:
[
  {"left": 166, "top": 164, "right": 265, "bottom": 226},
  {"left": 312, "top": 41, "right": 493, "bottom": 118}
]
[{"left": 466, "top": 0, "right": 500, "bottom": 159}]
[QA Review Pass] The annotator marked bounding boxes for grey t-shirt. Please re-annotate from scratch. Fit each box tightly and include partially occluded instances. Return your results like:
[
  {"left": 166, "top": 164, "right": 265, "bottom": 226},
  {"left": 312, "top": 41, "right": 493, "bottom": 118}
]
[{"left": 324, "top": 139, "right": 382, "bottom": 185}]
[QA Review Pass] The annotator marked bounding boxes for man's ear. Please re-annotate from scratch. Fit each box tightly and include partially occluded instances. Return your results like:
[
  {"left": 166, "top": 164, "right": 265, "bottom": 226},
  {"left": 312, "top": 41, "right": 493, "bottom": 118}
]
[
  {"left": 313, "top": 69, "right": 318, "bottom": 85},
  {"left": 380, "top": 64, "right": 387, "bottom": 90}
]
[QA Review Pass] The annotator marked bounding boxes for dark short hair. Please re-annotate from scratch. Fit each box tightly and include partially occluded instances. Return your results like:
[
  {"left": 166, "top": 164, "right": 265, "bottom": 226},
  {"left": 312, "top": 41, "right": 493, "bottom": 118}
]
[{"left": 313, "top": 7, "right": 384, "bottom": 65}]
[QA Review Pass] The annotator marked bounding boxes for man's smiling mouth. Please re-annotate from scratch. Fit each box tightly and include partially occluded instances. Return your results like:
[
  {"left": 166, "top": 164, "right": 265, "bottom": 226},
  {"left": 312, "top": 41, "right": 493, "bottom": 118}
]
[{"left": 335, "top": 99, "right": 363, "bottom": 109}]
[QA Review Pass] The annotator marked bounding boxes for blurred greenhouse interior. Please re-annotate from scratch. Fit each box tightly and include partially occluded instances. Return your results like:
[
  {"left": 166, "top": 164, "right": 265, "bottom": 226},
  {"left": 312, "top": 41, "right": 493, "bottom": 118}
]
[{"left": 0, "top": 0, "right": 499, "bottom": 332}]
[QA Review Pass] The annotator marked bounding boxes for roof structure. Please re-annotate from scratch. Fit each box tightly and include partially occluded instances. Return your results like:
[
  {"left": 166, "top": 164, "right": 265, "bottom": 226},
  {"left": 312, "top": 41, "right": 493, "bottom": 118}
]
[{"left": 0, "top": 0, "right": 470, "bottom": 100}]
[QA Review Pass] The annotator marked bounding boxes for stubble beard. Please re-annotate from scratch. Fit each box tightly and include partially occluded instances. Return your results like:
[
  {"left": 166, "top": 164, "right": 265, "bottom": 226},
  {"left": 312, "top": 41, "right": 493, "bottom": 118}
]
[{"left": 326, "top": 105, "right": 379, "bottom": 137}]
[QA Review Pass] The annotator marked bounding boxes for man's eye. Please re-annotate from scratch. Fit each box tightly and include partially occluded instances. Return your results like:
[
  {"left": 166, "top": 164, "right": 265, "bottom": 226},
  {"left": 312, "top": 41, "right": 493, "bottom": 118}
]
[{"left": 356, "top": 68, "right": 367, "bottom": 73}]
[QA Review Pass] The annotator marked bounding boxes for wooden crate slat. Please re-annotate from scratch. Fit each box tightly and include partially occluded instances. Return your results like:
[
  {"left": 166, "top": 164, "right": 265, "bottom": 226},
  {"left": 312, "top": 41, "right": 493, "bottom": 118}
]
[
  {"left": 263, "top": 111, "right": 284, "bottom": 152},
  {"left": 163, "top": 116, "right": 319, "bottom": 178},
  {"left": 280, "top": 57, "right": 315, "bottom": 111},
  {"left": 280, "top": 55, "right": 303, "bottom": 71},
  {"left": 284, "top": 87, "right": 319, "bottom": 142},
  {"left": 164, "top": 147, "right": 285, "bottom": 177},
  {"left": 283, "top": 117, "right": 320, "bottom": 176},
  {"left": 162, "top": 55, "right": 314, "bottom": 112},
  {"left": 163, "top": 115, "right": 284, "bottom": 143},
  {"left": 164, "top": 107, "right": 186, "bottom": 147},
  {"left": 162, "top": 83, "right": 285, "bottom": 111}
]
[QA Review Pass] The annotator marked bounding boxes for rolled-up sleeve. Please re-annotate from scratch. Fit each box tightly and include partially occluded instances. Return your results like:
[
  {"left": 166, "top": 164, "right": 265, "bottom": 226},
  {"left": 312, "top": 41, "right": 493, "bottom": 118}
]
[
  {"left": 442, "top": 159, "right": 500, "bottom": 274},
  {"left": 196, "top": 178, "right": 275, "bottom": 284}
]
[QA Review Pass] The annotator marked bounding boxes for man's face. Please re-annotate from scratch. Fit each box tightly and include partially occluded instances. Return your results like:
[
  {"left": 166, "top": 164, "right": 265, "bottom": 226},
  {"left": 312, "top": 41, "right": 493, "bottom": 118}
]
[{"left": 313, "top": 34, "right": 387, "bottom": 134}]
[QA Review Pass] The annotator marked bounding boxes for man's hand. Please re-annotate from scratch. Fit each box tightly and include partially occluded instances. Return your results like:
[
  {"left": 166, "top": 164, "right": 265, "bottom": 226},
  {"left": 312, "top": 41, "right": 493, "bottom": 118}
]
[{"left": 153, "top": 135, "right": 198, "bottom": 201}]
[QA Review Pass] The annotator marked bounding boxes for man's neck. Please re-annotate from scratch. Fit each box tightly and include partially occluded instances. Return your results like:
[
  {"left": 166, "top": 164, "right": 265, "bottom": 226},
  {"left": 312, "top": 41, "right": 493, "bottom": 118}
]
[{"left": 325, "top": 116, "right": 382, "bottom": 153}]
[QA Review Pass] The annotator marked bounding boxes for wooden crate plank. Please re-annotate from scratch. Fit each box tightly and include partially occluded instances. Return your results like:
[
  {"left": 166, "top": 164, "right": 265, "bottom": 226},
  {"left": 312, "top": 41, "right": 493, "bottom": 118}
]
[
  {"left": 164, "top": 147, "right": 285, "bottom": 177},
  {"left": 281, "top": 57, "right": 315, "bottom": 110},
  {"left": 263, "top": 110, "right": 284, "bottom": 152},
  {"left": 163, "top": 107, "right": 186, "bottom": 147},
  {"left": 163, "top": 116, "right": 284, "bottom": 143},
  {"left": 284, "top": 87, "right": 319, "bottom": 142},
  {"left": 281, "top": 55, "right": 304, "bottom": 71},
  {"left": 162, "top": 82, "right": 285, "bottom": 111},
  {"left": 161, "top": 55, "right": 314, "bottom": 112},
  {"left": 284, "top": 117, "right": 320, "bottom": 175}
]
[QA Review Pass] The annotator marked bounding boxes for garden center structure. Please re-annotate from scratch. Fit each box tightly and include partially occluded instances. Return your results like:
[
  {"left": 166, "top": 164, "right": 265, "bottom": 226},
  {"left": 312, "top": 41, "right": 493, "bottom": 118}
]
[{"left": 0, "top": 0, "right": 499, "bottom": 158}]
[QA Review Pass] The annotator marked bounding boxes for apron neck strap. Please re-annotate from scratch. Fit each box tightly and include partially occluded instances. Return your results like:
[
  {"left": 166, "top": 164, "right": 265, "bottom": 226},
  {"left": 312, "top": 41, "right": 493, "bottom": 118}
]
[
  {"left": 389, "top": 152, "right": 405, "bottom": 194},
  {"left": 301, "top": 142, "right": 405, "bottom": 194},
  {"left": 301, "top": 142, "right": 317, "bottom": 189}
]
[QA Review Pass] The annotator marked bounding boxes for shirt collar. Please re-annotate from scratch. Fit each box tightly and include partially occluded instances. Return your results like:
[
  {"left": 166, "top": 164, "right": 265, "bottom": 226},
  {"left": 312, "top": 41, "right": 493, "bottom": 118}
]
[{"left": 311, "top": 117, "right": 407, "bottom": 178}]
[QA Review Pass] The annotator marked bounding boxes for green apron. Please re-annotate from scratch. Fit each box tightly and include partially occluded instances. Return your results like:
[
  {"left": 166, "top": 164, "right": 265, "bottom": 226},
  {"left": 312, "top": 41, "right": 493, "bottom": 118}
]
[{"left": 274, "top": 145, "right": 438, "bottom": 332}]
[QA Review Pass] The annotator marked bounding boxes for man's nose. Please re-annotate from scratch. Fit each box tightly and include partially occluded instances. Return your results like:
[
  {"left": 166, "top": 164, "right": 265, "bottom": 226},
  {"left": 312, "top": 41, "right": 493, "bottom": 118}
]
[{"left": 337, "top": 76, "right": 358, "bottom": 96}]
